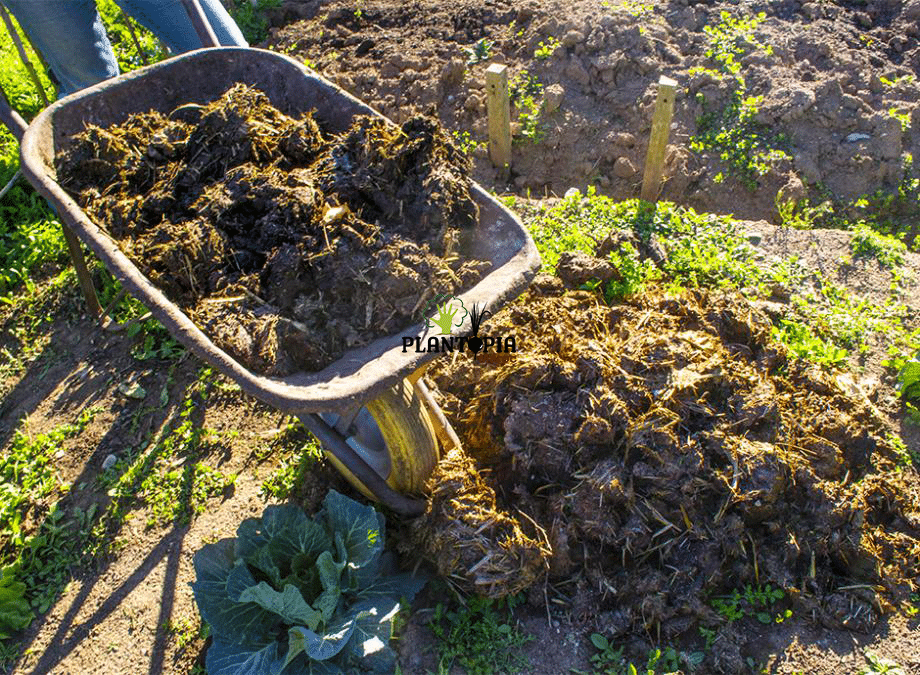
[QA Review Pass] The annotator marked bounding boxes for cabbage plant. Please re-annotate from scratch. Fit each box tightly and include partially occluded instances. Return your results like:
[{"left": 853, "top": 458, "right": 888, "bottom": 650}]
[{"left": 191, "top": 491, "right": 425, "bottom": 674}]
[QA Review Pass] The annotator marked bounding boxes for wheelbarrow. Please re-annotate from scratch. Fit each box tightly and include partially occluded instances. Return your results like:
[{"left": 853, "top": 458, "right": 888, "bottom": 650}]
[{"left": 4, "top": 28, "right": 541, "bottom": 515}]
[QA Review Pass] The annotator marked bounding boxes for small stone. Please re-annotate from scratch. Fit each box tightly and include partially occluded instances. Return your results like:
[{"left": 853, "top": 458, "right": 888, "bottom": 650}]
[
  {"left": 744, "top": 230, "right": 764, "bottom": 246},
  {"left": 543, "top": 83, "right": 565, "bottom": 113},
  {"left": 439, "top": 58, "right": 466, "bottom": 87},
  {"left": 117, "top": 382, "right": 146, "bottom": 400},
  {"left": 613, "top": 156, "right": 637, "bottom": 178},
  {"left": 565, "top": 57, "right": 591, "bottom": 86},
  {"left": 564, "top": 187, "right": 581, "bottom": 198},
  {"left": 102, "top": 454, "right": 118, "bottom": 471},
  {"left": 556, "top": 251, "right": 620, "bottom": 287},
  {"left": 562, "top": 30, "right": 584, "bottom": 48},
  {"left": 904, "top": 0, "right": 920, "bottom": 21},
  {"left": 611, "top": 132, "right": 636, "bottom": 148},
  {"left": 845, "top": 132, "right": 871, "bottom": 142},
  {"left": 777, "top": 174, "right": 807, "bottom": 206}
]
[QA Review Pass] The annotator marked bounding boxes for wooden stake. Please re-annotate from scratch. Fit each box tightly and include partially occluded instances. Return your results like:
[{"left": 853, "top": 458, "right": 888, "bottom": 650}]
[
  {"left": 485, "top": 63, "right": 511, "bottom": 169},
  {"left": 640, "top": 75, "right": 677, "bottom": 203},
  {"left": 0, "top": 5, "right": 50, "bottom": 106}
]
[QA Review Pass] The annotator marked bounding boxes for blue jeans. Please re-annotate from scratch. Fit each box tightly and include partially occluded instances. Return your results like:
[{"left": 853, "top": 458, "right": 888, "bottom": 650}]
[{"left": 3, "top": 0, "right": 247, "bottom": 96}]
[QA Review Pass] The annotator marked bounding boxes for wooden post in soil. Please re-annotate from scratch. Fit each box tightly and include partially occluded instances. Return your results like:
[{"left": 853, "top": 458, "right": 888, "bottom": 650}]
[
  {"left": 485, "top": 63, "right": 512, "bottom": 171},
  {"left": 640, "top": 75, "right": 677, "bottom": 203}
]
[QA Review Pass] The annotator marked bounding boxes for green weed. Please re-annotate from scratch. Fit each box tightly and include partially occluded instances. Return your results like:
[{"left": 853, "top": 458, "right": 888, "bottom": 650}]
[
  {"left": 227, "top": 0, "right": 282, "bottom": 44},
  {"left": 528, "top": 189, "right": 773, "bottom": 292},
  {"left": 451, "top": 130, "right": 485, "bottom": 155},
  {"left": 534, "top": 36, "right": 560, "bottom": 61},
  {"left": 103, "top": 371, "right": 236, "bottom": 528},
  {"left": 772, "top": 319, "right": 848, "bottom": 369},
  {"left": 259, "top": 433, "right": 323, "bottom": 500},
  {"left": 96, "top": 0, "right": 168, "bottom": 71},
  {"left": 849, "top": 222, "right": 907, "bottom": 268},
  {"left": 893, "top": 355, "right": 920, "bottom": 423},
  {"left": 888, "top": 107, "right": 911, "bottom": 132},
  {"left": 430, "top": 593, "right": 532, "bottom": 675},
  {"left": 861, "top": 650, "right": 906, "bottom": 675},
  {"left": 510, "top": 70, "right": 544, "bottom": 142},
  {"left": 690, "top": 11, "right": 789, "bottom": 188},
  {"left": 710, "top": 584, "right": 792, "bottom": 626},
  {"left": 601, "top": 241, "right": 660, "bottom": 301},
  {"left": 465, "top": 38, "right": 492, "bottom": 65},
  {"left": 0, "top": 408, "right": 97, "bottom": 551},
  {"left": 582, "top": 634, "right": 703, "bottom": 675}
]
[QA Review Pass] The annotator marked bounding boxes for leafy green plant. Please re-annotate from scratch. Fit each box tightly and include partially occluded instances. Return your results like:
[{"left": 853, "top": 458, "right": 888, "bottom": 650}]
[
  {"left": 689, "top": 11, "right": 789, "bottom": 188},
  {"left": 776, "top": 197, "right": 833, "bottom": 230},
  {"left": 103, "top": 379, "right": 236, "bottom": 527},
  {"left": 888, "top": 107, "right": 911, "bottom": 132},
  {"left": 465, "top": 38, "right": 492, "bottom": 65},
  {"left": 527, "top": 189, "right": 776, "bottom": 293},
  {"left": 451, "top": 130, "right": 484, "bottom": 155},
  {"left": 860, "top": 650, "right": 906, "bottom": 675},
  {"left": 894, "top": 355, "right": 920, "bottom": 421},
  {"left": 772, "top": 319, "right": 848, "bottom": 369},
  {"left": 849, "top": 222, "right": 907, "bottom": 268},
  {"left": 0, "top": 408, "right": 97, "bottom": 550},
  {"left": 191, "top": 491, "right": 425, "bottom": 675},
  {"left": 710, "top": 584, "right": 791, "bottom": 626},
  {"left": 534, "top": 36, "right": 560, "bottom": 60},
  {"left": 584, "top": 634, "right": 701, "bottom": 675},
  {"left": 510, "top": 70, "right": 544, "bottom": 142},
  {"left": 430, "top": 593, "right": 531, "bottom": 675},
  {"left": 97, "top": 0, "right": 168, "bottom": 71},
  {"left": 0, "top": 565, "right": 33, "bottom": 639},
  {"left": 602, "top": 242, "right": 660, "bottom": 301},
  {"left": 260, "top": 437, "right": 323, "bottom": 501}
]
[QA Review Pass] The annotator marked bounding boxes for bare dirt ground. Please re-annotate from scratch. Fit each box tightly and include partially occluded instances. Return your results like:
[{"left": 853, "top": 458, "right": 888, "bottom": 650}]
[{"left": 1, "top": 1, "right": 920, "bottom": 674}]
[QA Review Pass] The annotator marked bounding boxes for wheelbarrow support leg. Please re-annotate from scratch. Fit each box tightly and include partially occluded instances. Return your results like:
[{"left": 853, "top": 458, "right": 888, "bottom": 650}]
[
  {"left": 1, "top": 84, "right": 103, "bottom": 320},
  {"left": 60, "top": 225, "right": 103, "bottom": 319}
]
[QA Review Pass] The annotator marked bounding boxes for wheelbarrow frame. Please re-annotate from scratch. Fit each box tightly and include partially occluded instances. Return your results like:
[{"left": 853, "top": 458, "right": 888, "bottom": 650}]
[{"left": 13, "top": 47, "right": 541, "bottom": 513}]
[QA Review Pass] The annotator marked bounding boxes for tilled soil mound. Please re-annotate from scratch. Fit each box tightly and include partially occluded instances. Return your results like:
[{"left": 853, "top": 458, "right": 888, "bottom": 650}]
[
  {"left": 57, "top": 84, "right": 487, "bottom": 375},
  {"left": 414, "top": 284, "right": 919, "bottom": 671},
  {"left": 269, "top": 0, "right": 920, "bottom": 225}
]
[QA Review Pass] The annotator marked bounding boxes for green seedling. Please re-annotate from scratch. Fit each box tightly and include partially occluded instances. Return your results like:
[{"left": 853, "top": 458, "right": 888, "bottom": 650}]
[
  {"left": 431, "top": 593, "right": 532, "bottom": 675},
  {"left": 861, "top": 650, "right": 906, "bottom": 675},
  {"left": 534, "top": 36, "right": 560, "bottom": 60},
  {"left": 465, "top": 38, "right": 492, "bottom": 65}
]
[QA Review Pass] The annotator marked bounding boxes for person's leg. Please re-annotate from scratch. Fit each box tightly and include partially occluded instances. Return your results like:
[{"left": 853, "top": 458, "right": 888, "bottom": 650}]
[
  {"left": 116, "top": 0, "right": 247, "bottom": 51},
  {"left": 3, "top": 0, "right": 119, "bottom": 96}
]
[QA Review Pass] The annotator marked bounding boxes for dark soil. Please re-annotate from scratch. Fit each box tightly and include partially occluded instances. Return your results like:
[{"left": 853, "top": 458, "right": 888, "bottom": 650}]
[
  {"left": 57, "top": 84, "right": 487, "bottom": 375},
  {"left": 416, "top": 284, "right": 920, "bottom": 673}
]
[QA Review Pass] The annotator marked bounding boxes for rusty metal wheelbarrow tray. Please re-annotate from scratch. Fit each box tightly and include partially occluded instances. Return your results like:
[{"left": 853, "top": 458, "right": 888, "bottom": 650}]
[{"left": 19, "top": 47, "right": 541, "bottom": 415}]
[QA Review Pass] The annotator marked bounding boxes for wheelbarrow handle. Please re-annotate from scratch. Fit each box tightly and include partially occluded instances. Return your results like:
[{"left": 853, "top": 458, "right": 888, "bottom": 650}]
[
  {"left": 179, "top": 0, "right": 220, "bottom": 49},
  {"left": 0, "top": 86, "right": 27, "bottom": 143}
]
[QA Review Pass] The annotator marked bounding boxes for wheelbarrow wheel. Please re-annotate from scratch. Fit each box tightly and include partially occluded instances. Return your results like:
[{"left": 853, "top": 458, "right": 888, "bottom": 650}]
[{"left": 322, "top": 378, "right": 439, "bottom": 500}]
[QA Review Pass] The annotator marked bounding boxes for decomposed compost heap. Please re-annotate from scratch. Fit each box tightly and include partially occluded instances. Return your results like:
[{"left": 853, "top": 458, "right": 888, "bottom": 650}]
[
  {"left": 57, "top": 83, "right": 489, "bottom": 375},
  {"left": 411, "top": 282, "right": 919, "bottom": 670}
]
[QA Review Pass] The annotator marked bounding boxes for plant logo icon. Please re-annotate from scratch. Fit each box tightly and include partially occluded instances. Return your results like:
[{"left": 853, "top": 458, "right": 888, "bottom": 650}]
[{"left": 423, "top": 294, "right": 468, "bottom": 335}]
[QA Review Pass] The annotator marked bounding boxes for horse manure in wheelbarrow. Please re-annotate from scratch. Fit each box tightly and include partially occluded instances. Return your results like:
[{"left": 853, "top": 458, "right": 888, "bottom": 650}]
[
  {"left": 57, "top": 84, "right": 489, "bottom": 374},
  {"left": 412, "top": 285, "right": 919, "bottom": 667}
]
